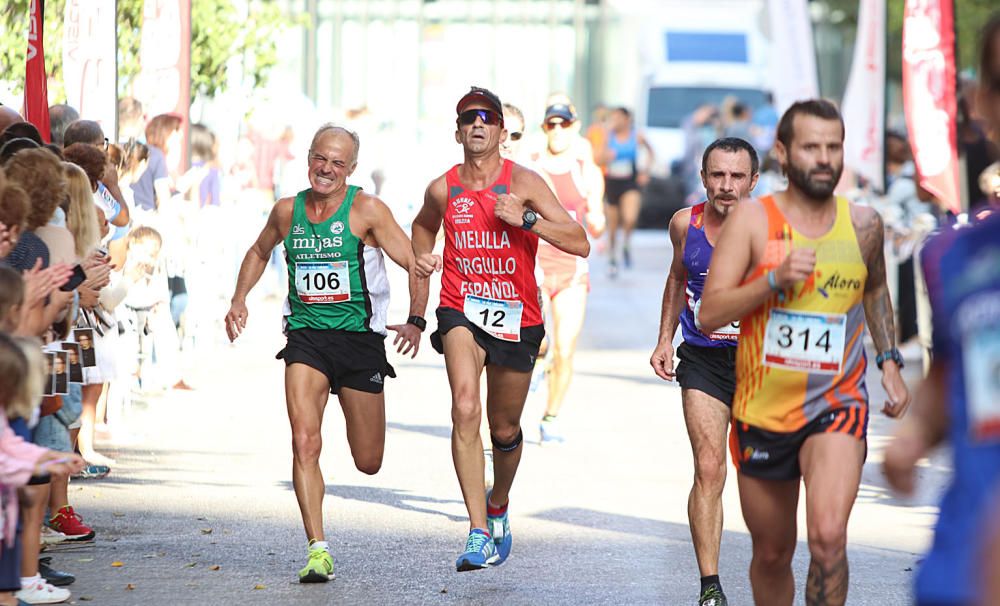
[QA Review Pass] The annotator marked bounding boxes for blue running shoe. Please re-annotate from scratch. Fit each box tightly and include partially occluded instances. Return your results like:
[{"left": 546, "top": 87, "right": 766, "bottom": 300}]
[
  {"left": 486, "top": 491, "right": 512, "bottom": 565},
  {"left": 455, "top": 529, "right": 498, "bottom": 571},
  {"left": 539, "top": 417, "right": 566, "bottom": 444}
]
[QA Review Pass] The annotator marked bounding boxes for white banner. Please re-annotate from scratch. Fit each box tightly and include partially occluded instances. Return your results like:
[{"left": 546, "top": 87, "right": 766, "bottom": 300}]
[
  {"left": 62, "top": 0, "right": 117, "bottom": 137},
  {"left": 842, "top": 0, "right": 886, "bottom": 191},
  {"left": 767, "top": 0, "right": 820, "bottom": 112}
]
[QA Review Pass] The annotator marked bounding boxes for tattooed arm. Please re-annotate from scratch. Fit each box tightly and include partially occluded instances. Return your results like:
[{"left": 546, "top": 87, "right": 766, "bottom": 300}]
[{"left": 852, "top": 204, "right": 911, "bottom": 418}]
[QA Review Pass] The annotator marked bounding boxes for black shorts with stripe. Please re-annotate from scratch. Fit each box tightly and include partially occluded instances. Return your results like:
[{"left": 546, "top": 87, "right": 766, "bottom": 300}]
[
  {"left": 729, "top": 406, "right": 869, "bottom": 481},
  {"left": 276, "top": 328, "right": 395, "bottom": 394}
]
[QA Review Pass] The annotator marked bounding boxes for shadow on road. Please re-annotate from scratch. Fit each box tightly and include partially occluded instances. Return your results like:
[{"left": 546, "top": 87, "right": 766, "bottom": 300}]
[
  {"left": 277, "top": 481, "right": 468, "bottom": 522},
  {"left": 387, "top": 421, "right": 452, "bottom": 440}
]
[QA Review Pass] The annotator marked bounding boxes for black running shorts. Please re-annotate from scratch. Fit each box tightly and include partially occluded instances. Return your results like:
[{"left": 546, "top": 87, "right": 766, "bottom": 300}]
[
  {"left": 276, "top": 328, "right": 395, "bottom": 394},
  {"left": 675, "top": 342, "right": 737, "bottom": 407},
  {"left": 729, "top": 406, "right": 869, "bottom": 481},
  {"left": 605, "top": 177, "right": 638, "bottom": 207},
  {"left": 430, "top": 307, "right": 544, "bottom": 373}
]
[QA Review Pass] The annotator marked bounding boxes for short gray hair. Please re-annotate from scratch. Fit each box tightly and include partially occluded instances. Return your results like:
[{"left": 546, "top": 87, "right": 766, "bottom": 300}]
[{"left": 309, "top": 124, "right": 360, "bottom": 165}]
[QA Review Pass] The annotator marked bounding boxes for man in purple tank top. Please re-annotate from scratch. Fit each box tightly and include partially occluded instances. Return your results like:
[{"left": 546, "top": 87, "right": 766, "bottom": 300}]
[{"left": 650, "top": 138, "right": 759, "bottom": 606}]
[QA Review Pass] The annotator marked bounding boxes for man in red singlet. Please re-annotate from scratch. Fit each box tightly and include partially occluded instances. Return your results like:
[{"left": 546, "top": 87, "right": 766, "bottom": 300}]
[
  {"left": 411, "top": 87, "right": 590, "bottom": 571},
  {"left": 529, "top": 101, "right": 605, "bottom": 443}
]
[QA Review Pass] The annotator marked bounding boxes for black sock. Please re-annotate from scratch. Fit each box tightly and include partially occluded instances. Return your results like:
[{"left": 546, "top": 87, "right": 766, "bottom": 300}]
[{"left": 700, "top": 575, "right": 721, "bottom": 593}]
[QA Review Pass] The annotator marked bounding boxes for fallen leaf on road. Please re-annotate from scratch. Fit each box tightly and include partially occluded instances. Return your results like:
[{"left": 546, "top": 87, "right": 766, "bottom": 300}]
[
  {"left": 209, "top": 565, "right": 220, "bottom": 571},
  {"left": 440, "top": 588, "right": 448, "bottom": 594},
  {"left": 184, "top": 562, "right": 197, "bottom": 568},
  {"left": 77, "top": 557, "right": 94, "bottom": 562},
  {"left": 113, "top": 512, "right": 126, "bottom": 517},
  {"left": 80, "top": 597, "right": 93, "bottom": 601},
  {"left": 197, "top": 517, "right": 207, "bottom": 521},
  {"left": 253, "top": 584, "right": 266, "bottom": 590},
  {"left": 126, "top": 584, "right": 135, "bottom": 590},
  {"left": 111, "top": 561, "right": 123, "bottom": 568},
  {"left": 200, "top": 528, "right": 212, "bottom": 535}
]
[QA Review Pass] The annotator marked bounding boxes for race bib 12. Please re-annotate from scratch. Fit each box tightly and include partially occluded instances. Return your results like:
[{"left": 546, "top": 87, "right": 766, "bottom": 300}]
[{"left": 463, "top": 294, "right": 522, "bottom": 342}]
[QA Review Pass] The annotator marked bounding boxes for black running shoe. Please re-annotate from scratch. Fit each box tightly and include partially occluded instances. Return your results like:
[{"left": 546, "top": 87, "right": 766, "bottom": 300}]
[
  {"left": 38, "top": 557, "right": 75, "bottom": 586},
  {"left": 698, "top": 585, "right": 727, "bottom": 606}
]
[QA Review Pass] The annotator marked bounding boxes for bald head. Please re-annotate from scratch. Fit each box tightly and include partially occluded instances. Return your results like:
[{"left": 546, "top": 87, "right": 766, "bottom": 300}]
[
  {"left": 309, "top": 124, "right": 360, "bottom": 165},
  {"left": 49, "top": 104, "right": 80, "bottom": 146},
  {"left": 63, "top": 120, "right": 105, "bottom": 148},
  {"left": 0, "top": 106, "right": 24, "bottom": 135}
]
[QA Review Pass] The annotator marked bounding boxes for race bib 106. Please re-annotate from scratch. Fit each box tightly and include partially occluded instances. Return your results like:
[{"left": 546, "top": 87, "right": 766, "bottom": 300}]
[
  {"left": 463, "top": 294, "right": 522, "bottom": 342},
  {"left": 295, "top": 261, "right": 350, "bottom": 304},
  {"left": 762, "top": 309, "right": 846, "bottom": 375}
]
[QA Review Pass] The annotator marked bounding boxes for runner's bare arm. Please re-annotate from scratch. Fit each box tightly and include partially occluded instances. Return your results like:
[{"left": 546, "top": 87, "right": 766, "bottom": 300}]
[
  {"left": 365, "top": 195, "right": 431, "bottom": 320},
  {"left": 855, "top": 206, "right": 896, "bottom": 352},
  {"left": 699, "top": 201, "right": 772, "bottom": 332},
  {"left": 582, "top": 156, "right": 606, "bottom": 237},
  {"left": 225, "top": 199, "right": 290, "bottom": 341},
  {"left": 657, "top": 209, "right": 689, "bottom": 344},
  {"left": 853, "top": 204, "right": 910, "bottom": 417},
  {"left": 363, "top": 195, "right": 426, "bottom": 356},
  {"left": 411, "top": 177, "right": 446, "bottom": 279},
  {"left": 501, "top": 166, "right": 589, "bottom": 257},
  {"left": 883, "top": 361, "right": 948, "bottom": 494},
  {"left": 638, "top": 132, "right": 656, "bottom": 170},
  {"left": 650, "top": 209, "right": 689, "bottom": 380}
]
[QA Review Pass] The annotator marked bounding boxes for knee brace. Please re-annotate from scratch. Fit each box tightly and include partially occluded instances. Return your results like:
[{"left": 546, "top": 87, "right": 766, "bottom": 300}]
[{"left": 491, "top": 428, "right": 523, "bottom": 452}]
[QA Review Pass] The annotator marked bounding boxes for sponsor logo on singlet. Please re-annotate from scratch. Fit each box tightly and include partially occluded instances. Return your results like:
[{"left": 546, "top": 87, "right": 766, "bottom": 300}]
[{"left": 331, "top": 221, "right": 345, "bottom": 235}]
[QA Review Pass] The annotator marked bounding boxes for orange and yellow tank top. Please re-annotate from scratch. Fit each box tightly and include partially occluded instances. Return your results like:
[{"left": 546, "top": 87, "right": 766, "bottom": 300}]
[{"left": 734, "top": 195, "right": 869, "bottom": 433}]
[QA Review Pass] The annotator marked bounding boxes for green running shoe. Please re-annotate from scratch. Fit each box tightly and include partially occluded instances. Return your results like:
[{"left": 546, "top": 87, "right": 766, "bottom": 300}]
[{"left": 298, "top": 547, "right": 335, "bottom": 583}]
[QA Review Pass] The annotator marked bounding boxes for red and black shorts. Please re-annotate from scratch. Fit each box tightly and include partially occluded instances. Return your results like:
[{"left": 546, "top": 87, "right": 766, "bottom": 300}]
[{"left": 729, "top": 406, "right": 869, "bottom": 481}]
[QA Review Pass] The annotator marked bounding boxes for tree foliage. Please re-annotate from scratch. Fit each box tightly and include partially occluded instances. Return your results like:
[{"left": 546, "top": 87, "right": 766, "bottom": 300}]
[{"left": 0, "top": 0, "right": 290, "bottom": 104}]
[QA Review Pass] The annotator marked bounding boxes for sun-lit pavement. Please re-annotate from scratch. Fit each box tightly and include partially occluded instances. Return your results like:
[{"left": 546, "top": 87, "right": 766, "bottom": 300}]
[{"left": 54, "top": 231, "right": 941, "bottom": 605}]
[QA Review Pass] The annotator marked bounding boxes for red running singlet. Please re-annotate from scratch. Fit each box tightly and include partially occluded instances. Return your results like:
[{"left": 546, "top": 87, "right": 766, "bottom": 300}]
[{"left": 439, "top": 159, "right": 542, "bottom": 329}]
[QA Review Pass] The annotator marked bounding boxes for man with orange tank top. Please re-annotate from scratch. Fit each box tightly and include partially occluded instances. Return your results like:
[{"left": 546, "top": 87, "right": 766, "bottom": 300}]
[
  {"left": 411, "top": 87, "right": 590, "bottom": 572},
  {"left": 698, "top": 100, "right": 911, "bottom": 606}
]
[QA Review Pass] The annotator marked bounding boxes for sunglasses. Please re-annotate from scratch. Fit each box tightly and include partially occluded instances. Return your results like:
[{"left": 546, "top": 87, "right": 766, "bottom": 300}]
[
  {"left": 458, "top": 109, "right": 502, "bottom": 126},
  {"left": 508, "top": 131, "right": 523, "bottom": 141},
  {"left": 543, "top": 120, "right": 574, "bottom": 131}
]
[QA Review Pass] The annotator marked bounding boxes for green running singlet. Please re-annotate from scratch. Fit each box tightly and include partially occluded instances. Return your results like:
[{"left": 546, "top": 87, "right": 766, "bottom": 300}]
[{"left": 283, "top": 186, "right": 390, "bottom": 334}]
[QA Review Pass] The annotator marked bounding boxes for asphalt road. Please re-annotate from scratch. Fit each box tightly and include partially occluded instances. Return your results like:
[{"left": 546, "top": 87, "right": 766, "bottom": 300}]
[{"left": 53, "top": 231, "right": 942, "bottom": 605}]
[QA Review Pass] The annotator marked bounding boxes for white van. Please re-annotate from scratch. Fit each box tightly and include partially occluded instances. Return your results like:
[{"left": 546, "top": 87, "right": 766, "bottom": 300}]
[{"left": 628, "top": 0, "right": 772, "bottom": 173}]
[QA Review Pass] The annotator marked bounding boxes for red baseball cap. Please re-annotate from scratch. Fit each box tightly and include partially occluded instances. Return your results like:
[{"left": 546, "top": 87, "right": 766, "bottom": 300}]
[{"left": 456, "top": 86, "right": 503, "bottom": 116}]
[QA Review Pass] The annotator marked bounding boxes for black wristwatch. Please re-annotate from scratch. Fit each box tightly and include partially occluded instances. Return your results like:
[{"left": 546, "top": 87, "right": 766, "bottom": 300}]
[
  {"left": 406, "top": 315, "right": 427, "bottom": 332},
  {"left": 876, "top": 348, "right": 904, "bottom": 370},
  {"left": 521, "top": 209, "right": 538, "bottom": 231}
]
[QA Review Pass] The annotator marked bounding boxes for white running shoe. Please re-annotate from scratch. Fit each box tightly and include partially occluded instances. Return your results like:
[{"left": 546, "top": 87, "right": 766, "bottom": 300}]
[
  {"left": 16, "top": 578, "right": 70, "bottom": 604},
  {"left": 39, "top": 526, "right": 67, "bottom": 545}
]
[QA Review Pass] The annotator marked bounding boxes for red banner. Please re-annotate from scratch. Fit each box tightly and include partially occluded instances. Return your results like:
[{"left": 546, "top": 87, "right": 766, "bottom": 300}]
[
  {"left": 24, "top": 0, "right": 51, "bottom": 143},
  {"left": 902, "top": 0, "right": 960, "bottom": 214}
]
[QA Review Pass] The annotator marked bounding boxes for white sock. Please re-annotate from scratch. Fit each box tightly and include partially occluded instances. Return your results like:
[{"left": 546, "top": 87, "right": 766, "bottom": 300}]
[
  {"left": 20, "top": 575, "right": 41, "bottom": 588},
  {"left": 309, "top": 540, "right": 330, "bottom": 553}
]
